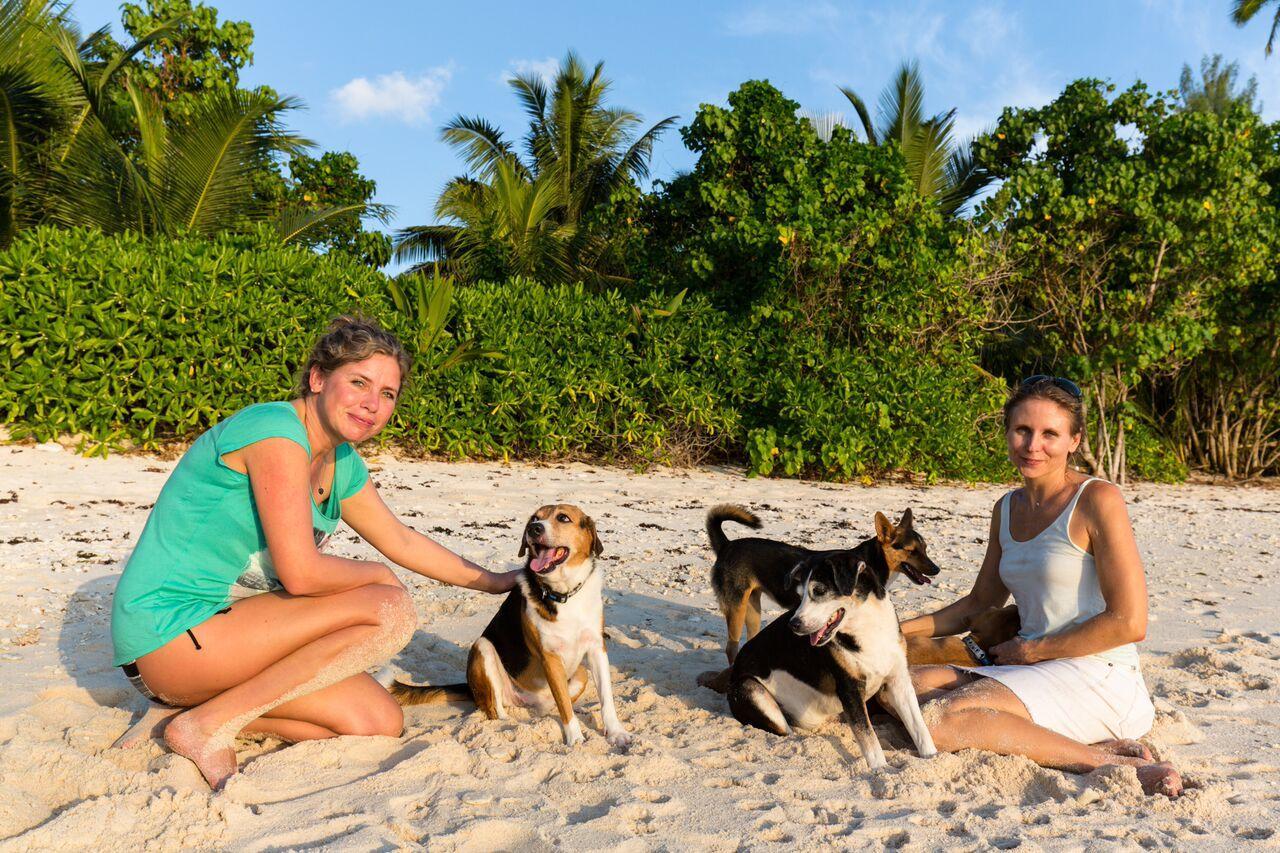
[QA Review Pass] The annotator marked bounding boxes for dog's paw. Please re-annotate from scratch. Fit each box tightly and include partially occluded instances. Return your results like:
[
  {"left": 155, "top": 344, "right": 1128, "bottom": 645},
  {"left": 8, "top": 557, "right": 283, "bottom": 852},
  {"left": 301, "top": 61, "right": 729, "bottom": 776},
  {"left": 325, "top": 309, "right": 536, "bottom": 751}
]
[
  {"left": 561, "top": 719, "right": 585, "bottom": 747},
  {"left": 696, "top": 668, "right": 731, "bottom": 693},
  {"left": 607, "top": 729, "right": 634, "bottom": 752}
]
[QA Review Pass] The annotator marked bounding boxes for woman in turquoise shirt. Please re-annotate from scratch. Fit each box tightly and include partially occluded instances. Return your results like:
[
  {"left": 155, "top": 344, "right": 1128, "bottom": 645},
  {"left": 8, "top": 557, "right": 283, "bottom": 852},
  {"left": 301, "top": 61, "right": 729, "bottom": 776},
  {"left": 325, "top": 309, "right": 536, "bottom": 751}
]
[{"left": 111, "top": 317, "right": 518, "bottom": 790}]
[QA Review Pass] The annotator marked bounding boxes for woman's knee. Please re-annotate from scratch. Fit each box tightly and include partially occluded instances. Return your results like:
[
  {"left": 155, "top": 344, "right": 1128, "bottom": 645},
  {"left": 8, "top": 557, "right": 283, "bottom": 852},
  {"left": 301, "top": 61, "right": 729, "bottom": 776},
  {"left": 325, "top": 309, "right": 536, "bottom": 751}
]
[
  {"left": 334, "top": 690, "right": 404, "bottom": 737},
  {"left": 352, "top": 584, "right": 418, "bottom": 639},
  {"left": 910, "top": 665, "right": 969, "bottom": 695},
  {"left": 925, "top": 703, "right": 980, "bottom": 752}
]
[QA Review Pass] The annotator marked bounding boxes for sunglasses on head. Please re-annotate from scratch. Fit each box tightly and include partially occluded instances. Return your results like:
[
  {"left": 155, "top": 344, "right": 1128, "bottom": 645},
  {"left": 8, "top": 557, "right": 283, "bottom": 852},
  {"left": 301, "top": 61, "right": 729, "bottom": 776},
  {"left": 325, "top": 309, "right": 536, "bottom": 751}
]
[{"left": 1020, "top": 375, "right": 1083, "bottom": 399}]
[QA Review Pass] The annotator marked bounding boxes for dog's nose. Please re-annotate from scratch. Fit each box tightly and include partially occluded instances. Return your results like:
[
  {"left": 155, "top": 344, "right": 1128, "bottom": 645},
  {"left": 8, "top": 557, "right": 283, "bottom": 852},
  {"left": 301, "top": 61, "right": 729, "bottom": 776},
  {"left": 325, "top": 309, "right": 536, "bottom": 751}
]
[
  {"left": 788, "top": 616, "right": 804, "bottom": 634},
  {"left": 527, "top": 520, "right": 545, "bottom": 536}
]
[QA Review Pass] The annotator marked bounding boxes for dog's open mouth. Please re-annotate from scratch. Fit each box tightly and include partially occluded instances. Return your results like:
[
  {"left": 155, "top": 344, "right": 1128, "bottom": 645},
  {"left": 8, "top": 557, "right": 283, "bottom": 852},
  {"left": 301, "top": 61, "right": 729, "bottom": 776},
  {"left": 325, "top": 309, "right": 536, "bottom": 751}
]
[
  {"left": 901, "top": 563, "right": 933, "bottom": 585},
  {"left": 529, "top": 544, "right": 570, "bottom": 574},
  {"left": 811, "top": 608, "right": 845, "bottom": 646}
]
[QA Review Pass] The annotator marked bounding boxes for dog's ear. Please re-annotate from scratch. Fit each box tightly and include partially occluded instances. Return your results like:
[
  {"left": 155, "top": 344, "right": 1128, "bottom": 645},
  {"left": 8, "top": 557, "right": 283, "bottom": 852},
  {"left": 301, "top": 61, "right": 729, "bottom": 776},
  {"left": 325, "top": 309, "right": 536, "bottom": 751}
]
[
  {"left": 834, "top": 555, "right": 864, "bottom": 597},
  {"left": 874, "top": 511, "right": 894, "bottom": 544},
  {"left": 898, "top": 508, "right": 914, "bottom": 531},
  {"left": 582, "top": 515, "right": 604, "bottom": 557},
  {"left": 785, "top": 561, "right": 808, "bottom": 590},
  {"left": 517, "top": 512, "right": 536, "bottom": 558}
]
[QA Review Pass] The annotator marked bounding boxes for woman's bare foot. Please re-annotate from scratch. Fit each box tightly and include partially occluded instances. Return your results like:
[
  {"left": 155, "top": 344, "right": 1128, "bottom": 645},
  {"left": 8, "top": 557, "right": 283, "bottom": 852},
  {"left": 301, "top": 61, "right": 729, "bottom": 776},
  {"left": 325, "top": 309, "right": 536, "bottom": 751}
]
[
  {"left": 112, "top": 702, "right": 182, "bottom": 749},
  {"left": 1136, "top": 762, "right": 1182, "bottom": 798},
  {"left": 163, "top": 711, "right": 238, "bottom": 790},
  {"left": 1095, "top": 738, "right": 1153, "bottom": 761}
]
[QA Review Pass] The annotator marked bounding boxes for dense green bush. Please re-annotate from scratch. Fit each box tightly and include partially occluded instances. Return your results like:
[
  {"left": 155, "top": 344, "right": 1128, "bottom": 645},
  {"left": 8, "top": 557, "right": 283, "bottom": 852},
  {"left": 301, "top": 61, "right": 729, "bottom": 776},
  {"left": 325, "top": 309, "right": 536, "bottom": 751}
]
[
  {"left": 0, "top": 227, "right": 1008, "bottom": 479},
  {"left": 640, "top": 82, "right": 974, "bottom": 352},
  {"left": 0, "top": 227, "right": 388, "bottom": 450}
]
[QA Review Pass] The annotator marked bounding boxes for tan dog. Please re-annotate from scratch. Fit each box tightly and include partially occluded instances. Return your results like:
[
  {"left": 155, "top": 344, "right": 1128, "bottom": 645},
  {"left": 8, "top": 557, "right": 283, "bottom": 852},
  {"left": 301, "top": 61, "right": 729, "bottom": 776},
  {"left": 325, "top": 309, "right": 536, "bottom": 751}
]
[{"left": 388, "top": 504, "right": 632, "bottom": 750}]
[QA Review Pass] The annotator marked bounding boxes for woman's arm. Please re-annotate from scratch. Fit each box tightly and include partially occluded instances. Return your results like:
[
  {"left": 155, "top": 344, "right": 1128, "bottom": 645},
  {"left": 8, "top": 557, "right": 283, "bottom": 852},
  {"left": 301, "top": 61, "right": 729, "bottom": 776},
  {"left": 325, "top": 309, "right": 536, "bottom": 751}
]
[
  {"left": 989, "top": 481, "right": 1147, "bottom": 664},
  {"left": 901, "top": 500, "right": 1012, "bottom": 638},
  {"left": 340, "top": 479, "right": 519, "bottom": 594},
  {"left": 242, "top": 438, "right": 401, "bottom": 596}
]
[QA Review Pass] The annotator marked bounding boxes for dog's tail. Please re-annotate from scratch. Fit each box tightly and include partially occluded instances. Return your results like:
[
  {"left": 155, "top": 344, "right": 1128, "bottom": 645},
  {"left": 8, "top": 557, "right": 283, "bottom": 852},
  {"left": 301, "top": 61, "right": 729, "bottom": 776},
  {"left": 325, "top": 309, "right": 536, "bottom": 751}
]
[
  {"left": 706, "top": 504, "right": 762, "bottom": 555},
  {"left": 375, "top": 667, "right": 473, "bottom": 706},
  {"left": 388, "top": 680, "right": 474, "bottom": 706}
]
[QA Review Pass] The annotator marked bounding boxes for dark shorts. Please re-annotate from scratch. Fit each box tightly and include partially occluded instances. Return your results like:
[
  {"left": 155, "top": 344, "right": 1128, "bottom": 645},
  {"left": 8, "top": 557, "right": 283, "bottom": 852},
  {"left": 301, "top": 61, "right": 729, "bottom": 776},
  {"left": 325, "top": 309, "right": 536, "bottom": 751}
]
[{"left": 120, "top": 661, "right": 174, "bottom": 706}]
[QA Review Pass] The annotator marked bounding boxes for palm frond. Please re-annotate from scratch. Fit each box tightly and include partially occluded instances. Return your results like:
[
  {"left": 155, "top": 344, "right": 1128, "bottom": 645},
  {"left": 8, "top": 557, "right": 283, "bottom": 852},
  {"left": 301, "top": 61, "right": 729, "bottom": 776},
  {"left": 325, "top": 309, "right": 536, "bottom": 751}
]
[
  {"left": 1231, "top": 0, "right": 1280, "bottom": 53},
  {"left": 907, "top": 117, "right": 953, "bottom": 200},
  {"left": 123, "top": 77, "right": 165, "bottom": 175},
  {"left": 838, "top": 86, "right": 876, "bottom": 144},
  {"left": 879, "top": 60, "right": 926, "bottom": 149},
  {"left": 48, "top": 112, "right": 161, "bottom": 233},
  {"left": 392, "top": 223, "right": 460, "bottom": 267},
  {"left": 441, "top": 115, "right": 518, "bottom": 179},
  {"left": 272, "top": 201, "right": 393, "bottom": 245},
  {"left": 508, "top": 71, "right": 548, "bottom": 127},
  {"left": 938, "top": 138, "right": 992, "bottom": 217},
  {"left": 614, "top": 114, "right": 677, "bottom": 183},
  {"left": 162, "top": 90, "right": 308, "bottom": 234}
]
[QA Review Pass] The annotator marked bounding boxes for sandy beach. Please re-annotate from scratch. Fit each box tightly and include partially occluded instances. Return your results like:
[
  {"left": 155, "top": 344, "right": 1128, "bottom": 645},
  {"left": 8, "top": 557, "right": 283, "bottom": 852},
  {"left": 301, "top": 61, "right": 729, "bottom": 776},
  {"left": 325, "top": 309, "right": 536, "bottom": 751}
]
[{"left": 1, "top": 441, "right": 1278, "bottom": 850}]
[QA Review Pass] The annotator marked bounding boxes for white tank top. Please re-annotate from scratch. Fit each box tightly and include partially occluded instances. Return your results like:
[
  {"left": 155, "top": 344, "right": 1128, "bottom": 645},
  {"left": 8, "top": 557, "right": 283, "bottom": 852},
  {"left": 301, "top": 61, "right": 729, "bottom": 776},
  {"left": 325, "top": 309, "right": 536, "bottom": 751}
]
[{"left": 998, "top": 478, "right": 1141, "bottom": 669}]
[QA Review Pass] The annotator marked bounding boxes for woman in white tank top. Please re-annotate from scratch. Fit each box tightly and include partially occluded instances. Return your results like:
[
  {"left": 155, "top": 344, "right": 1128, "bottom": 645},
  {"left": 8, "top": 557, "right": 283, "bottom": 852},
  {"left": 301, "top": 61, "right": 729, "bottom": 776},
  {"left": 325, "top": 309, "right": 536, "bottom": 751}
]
[{"left": 900, "top": 377, "right": 1181, "bottom": 797}]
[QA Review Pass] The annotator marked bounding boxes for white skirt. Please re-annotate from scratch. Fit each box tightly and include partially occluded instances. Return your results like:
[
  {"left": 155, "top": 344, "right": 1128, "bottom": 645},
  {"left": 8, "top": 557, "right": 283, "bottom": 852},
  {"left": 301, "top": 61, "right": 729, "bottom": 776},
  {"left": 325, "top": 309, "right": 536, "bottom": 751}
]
[{"left": 958, "top": 656, "right": 1155, "bottom": 744}]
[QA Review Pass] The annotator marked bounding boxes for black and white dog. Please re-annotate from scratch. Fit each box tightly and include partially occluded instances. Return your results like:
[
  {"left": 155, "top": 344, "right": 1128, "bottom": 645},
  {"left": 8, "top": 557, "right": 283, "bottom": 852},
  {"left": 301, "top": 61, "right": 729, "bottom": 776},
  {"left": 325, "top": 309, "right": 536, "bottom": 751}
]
[{"left": 726, "top": 545, "right": 935, "bottom": 769}]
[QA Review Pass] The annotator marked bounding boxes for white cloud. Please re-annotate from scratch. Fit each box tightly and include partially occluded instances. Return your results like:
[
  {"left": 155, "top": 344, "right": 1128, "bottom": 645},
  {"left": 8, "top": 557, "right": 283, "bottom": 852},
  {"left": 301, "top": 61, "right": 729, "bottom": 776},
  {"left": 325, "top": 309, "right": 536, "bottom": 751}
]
[
  {"left": 724, "top": 1, "right": 839, "bottom": 36},
  {"left": 504, "top": 57, "right": 559, "bottom": 86},
  {"left": 330, "top": 67, "right": 452, "bottom": 124},
  {"left": 958, "top": 2, "right": 1015, "bottom": 59}
]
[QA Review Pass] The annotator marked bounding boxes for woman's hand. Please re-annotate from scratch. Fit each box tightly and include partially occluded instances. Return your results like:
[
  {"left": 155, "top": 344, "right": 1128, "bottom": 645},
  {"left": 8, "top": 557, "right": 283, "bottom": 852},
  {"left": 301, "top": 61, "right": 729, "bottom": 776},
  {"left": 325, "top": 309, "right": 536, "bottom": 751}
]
[
  {"left": 989, "top": 637, "right": 1043, "bottom": 665},
  {"left": 484, "top": 569, "right": 521, "bottom": 594}
]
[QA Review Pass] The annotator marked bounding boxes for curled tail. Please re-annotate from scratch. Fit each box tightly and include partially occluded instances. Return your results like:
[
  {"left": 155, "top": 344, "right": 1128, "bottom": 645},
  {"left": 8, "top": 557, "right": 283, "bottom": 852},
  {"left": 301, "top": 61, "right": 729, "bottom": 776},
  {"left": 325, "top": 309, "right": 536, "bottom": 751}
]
[
  {"left": 706, "top": 504, "right": 762, "bottom": 555},
  {"left": 387, "top": 679, "right": 473, "bottom": 706}
]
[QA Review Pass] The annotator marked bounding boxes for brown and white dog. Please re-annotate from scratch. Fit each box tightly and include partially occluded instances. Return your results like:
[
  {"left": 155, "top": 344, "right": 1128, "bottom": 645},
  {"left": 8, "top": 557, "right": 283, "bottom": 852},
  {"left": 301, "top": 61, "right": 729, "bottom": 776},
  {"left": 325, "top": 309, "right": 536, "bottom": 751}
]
[{"left": 387, "top": 504, "right": 632, "bottom": 750}]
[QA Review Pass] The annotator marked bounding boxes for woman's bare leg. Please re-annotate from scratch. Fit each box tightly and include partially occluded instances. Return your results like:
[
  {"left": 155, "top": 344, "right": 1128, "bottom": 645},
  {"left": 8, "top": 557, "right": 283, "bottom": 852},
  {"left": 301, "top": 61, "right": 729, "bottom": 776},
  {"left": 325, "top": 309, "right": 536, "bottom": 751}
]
[
  {"left": 924, "top": 676, "right": 1181, "bottom": 797},
  {"left": 133, "top": 583, "right": 416, "bottom": 788}
]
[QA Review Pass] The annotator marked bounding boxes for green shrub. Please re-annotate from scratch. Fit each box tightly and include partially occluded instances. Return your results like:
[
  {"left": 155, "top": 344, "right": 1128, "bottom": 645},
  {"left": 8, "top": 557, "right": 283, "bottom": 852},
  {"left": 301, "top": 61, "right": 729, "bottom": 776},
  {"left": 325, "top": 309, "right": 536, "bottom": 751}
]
[
  {"left": 1, "top": 226, "right": 1007, "bottom": 479},
  {"left": 0, "top": 226, "right": 387, "bottom": 451}
]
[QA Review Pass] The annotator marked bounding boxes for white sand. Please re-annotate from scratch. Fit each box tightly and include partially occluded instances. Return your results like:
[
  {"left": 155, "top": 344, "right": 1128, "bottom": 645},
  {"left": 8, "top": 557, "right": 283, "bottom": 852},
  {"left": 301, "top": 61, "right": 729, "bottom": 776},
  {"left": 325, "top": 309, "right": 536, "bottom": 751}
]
[{"left": 1, "top": 442, "right": 1278, "bottom": 850}]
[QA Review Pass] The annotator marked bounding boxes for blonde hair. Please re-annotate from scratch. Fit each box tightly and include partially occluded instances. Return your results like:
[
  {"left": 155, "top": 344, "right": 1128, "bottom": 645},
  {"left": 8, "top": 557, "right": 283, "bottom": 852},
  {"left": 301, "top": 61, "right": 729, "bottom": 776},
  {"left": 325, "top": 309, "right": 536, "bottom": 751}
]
[{"left": 296, "top": 316, "right": 412, "bottom": 396}]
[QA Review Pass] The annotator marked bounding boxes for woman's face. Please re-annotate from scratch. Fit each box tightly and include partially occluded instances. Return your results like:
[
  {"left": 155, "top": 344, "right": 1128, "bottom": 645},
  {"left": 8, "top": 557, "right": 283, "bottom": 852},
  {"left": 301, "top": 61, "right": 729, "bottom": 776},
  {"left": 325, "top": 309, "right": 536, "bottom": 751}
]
[
  {"left": 310, "top": 354, "right": 402, "bottom": 443},
  {"left": 1005, "top": 397, "right": 1081, "bottom": 480}
]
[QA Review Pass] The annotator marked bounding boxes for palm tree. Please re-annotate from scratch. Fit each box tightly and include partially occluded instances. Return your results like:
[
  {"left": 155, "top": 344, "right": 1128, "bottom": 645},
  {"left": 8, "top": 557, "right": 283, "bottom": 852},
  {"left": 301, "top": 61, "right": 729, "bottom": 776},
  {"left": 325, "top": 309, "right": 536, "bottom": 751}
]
[
  {"left": 836, "top": 60, "right": 989, "bottom": 217},
  {"left": 1, "top": 0, "right": 84, "bottom": 244},
  {"left": 50, "top": 79, "right": 310, "bottom": 237},
  {"left": 394, "top": 51, "right": 676, "bottom": 284},
  {"left": 1232, "top": 0, "right": 1280, "bottom": 55},
  {"left": 0, "top": 0, "right": 367, "bottom": 247},
  {"left": 1178, "top": 54, "right": 1259, "bottom": 116}
]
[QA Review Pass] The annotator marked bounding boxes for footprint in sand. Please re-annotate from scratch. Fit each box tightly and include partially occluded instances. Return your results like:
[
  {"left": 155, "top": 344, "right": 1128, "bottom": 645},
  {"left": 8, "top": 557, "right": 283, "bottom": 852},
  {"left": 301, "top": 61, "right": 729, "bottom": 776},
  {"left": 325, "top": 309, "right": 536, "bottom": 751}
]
[{"left": 754, "top": 823, "right": 793, "bottom": 843}]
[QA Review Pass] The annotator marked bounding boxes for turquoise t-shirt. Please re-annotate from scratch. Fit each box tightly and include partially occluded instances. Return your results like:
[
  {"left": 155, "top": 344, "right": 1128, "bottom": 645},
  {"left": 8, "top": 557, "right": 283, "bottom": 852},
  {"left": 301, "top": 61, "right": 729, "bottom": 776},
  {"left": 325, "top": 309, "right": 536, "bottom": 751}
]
[{"left": 111, "top": 401, "right": 370, "bottom": 665}]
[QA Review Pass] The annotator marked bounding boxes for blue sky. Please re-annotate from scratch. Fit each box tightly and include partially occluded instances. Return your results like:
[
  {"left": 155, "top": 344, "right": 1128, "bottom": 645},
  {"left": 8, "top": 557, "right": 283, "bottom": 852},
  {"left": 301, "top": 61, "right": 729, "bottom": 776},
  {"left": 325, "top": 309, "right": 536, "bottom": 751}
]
[{"left": 71, "top": 0, "right": 1280, "bottom": 266}]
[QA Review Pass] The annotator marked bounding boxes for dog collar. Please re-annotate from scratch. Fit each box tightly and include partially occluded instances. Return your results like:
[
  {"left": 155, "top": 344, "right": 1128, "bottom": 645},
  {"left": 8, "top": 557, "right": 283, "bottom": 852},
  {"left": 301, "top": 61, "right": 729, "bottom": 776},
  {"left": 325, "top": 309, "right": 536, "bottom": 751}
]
[
  {"left": 533, "top": 566, "right": 595, "bottom": 605},
  {"left": 963, "top": 635, "right": 993, "bottom": 667}
]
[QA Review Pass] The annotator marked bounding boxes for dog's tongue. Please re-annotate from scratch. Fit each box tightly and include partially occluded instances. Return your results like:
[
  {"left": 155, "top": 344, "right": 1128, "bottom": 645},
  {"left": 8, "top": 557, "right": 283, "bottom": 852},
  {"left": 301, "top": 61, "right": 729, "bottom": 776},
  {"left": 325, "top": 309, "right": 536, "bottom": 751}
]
[
  {"left": 530, "top": 549, "right": 555, "bottom": 573},
  {"left": 529, "top": 547, "right": 566, "bottom": 573}
]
